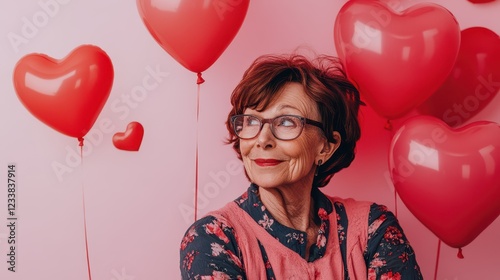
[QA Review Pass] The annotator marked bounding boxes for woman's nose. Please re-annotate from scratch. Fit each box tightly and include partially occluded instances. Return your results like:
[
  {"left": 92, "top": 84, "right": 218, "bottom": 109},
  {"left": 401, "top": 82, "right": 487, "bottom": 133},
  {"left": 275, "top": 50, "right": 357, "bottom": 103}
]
[{"left": 256, "top": 123, "right": 276, "bottom": 148}]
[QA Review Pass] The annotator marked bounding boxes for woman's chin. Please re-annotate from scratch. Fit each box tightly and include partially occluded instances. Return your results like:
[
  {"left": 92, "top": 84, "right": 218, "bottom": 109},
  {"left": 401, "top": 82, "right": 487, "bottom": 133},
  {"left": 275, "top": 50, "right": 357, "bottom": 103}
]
[{"left": 251, "top": 180, "right": 279, "bottom": 189}]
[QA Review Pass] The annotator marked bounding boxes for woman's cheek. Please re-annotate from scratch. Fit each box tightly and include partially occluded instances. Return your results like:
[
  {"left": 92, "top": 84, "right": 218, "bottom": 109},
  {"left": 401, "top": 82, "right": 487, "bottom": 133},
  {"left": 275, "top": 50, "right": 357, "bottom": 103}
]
[{"left": 239, "top": 140, "right": 251, "bottom": 157}]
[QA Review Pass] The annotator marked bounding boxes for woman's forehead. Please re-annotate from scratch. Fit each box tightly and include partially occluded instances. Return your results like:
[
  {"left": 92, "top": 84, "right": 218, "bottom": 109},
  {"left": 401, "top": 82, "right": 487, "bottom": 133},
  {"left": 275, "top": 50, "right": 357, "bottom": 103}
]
[{"left": 244, "top": 83, "right": 319, "bottom": 117}]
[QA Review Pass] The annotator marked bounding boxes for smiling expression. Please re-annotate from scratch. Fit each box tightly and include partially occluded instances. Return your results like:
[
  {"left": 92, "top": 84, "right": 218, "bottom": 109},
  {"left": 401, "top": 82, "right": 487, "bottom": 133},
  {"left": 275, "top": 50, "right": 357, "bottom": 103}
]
[{"left": 239, "top": 82, "right": 331, "bottom": 191}]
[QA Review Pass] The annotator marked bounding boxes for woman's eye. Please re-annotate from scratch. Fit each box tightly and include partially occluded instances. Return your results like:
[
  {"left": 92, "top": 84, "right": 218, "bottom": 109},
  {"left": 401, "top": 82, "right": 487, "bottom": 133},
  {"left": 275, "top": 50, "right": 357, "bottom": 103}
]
[
  {"left": 246, "top": 118, "right": 260, "bottom": 126},
  {"left": 278, "top": 117, "right": 298, "bottom": 127}
]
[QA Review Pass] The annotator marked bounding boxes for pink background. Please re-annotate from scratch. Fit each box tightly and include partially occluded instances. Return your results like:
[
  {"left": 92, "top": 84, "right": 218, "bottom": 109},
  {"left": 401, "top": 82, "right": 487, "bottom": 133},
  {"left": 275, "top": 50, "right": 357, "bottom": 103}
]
[{"left": 1, "top": 0, "right": 499, "bottom": 279}]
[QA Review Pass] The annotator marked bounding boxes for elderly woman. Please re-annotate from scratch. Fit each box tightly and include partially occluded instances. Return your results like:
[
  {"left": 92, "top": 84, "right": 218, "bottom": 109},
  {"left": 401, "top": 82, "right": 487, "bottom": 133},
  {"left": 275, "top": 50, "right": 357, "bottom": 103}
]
[{"left": 180, "top": 54, "right": 422, "bottom": 279}]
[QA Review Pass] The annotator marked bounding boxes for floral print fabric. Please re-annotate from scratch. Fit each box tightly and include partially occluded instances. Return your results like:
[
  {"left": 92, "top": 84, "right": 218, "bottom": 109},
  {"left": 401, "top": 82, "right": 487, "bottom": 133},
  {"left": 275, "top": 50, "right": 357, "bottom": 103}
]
[{"left": 180, "top": 184, "right": 423, "bottom": 279}]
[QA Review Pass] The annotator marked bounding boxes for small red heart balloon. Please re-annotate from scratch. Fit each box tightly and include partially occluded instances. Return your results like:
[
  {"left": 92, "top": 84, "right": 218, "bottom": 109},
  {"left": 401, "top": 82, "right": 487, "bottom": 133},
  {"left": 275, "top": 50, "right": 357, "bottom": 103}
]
[
  {"left": 389, "top": 116, "right": 500, "bottom": 248},
  {"left": 418, "top": 27, "right": 500, "bottom": 127},
  {"left": 113, "top": 122, "right": 144, "bottom": 151},
  {"left": 136, "top": 0, "right": 249, "bottom": 74},
  {"left": 334, "top": 0, "right": 460, "bottom": 119},
  {"left": 13, "top": 45, "right": 114, "bottom": 139}
]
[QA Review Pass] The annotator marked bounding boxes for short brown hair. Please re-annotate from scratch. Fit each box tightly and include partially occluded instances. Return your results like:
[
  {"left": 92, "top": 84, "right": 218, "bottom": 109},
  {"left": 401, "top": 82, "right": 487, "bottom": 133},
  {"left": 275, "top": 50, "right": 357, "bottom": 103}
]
[{"left": 226, "top": 54, "right": 362, "bottom": 188}]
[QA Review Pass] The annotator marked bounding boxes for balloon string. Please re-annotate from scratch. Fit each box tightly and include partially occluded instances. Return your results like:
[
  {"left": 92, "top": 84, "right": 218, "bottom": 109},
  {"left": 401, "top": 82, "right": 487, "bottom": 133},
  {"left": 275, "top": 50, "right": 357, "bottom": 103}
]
[
  {"left": 394, "top": 187, "right": 398, "bottom": 218},
  {"left": 194, "top": 82, "right": 201, "bottom": 221},
  {"left": 433, "top": 239, "right": 442, "bottom": 280},
  {"left": 79, "top": 141, "right": 92, "bottom": 280},
  {"left": 82, "top": 184, "right": 92, "bottom": 280},
  {"left": 386, "top": 123, "right": 397, "bottom": 218}
]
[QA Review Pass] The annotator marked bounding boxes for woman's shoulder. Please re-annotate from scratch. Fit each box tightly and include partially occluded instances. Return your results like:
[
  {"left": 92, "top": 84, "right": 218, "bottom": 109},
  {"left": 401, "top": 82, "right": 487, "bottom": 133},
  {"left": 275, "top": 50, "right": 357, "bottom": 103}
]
[
  {"left": 327, "top": 196, "right": 396, "bottom": 225},
  {"left": 179, "top": 204, "right": 246, "bottom": 278},
  {"left": 180, "top": 204, "right": 240, "bottom": 253},
  {"left": 330, "top": 199, "right": 403, "bottom": 242},
  {"left": 180, "top": 189, "right": 251, "bottom": 250},
  {"left": 182, "top": 202, "right": 239, "bottom": 236},
  {"left": 328, "top": 196, "right": 376, "bottom": 216}
]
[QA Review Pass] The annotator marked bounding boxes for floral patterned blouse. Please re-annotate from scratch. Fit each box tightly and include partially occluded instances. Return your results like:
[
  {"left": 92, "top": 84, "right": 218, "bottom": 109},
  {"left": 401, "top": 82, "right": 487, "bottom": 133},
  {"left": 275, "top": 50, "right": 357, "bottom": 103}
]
[{"left": 180, "top": 184, "right": 423, "bottom": 279}]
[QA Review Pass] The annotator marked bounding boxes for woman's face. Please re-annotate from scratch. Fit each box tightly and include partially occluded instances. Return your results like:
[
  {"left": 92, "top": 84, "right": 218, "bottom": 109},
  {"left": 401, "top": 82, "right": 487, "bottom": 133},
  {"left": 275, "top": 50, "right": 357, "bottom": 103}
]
[{"left": 239, "top": 82, "right": 331, "bottom": 190}]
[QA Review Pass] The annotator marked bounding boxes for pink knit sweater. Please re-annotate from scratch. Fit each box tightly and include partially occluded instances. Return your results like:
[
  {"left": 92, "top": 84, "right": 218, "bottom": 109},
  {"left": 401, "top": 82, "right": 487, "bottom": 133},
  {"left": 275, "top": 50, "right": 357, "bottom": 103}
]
[{"left": 209, "top": 197, "right": 372, "bottom": 280}]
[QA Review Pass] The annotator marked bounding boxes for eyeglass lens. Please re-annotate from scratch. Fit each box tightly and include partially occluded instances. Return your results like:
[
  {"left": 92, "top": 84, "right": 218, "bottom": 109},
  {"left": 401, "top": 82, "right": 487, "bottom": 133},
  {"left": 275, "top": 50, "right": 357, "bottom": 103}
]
[{"left": 233, "top": 115, "right": 304, "bottom": 140}]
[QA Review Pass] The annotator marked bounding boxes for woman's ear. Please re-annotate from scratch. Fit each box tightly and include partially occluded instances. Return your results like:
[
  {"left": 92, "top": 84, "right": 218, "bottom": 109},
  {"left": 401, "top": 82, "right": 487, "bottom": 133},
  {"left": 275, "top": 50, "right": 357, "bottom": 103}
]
[{"left": 318, "top": 131, "right": 341, "bottom": 163}]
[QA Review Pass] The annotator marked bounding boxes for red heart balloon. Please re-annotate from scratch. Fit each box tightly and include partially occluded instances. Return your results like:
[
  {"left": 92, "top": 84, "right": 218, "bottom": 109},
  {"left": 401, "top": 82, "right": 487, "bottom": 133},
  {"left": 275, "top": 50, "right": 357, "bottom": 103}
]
[
  {"left": 136, "top": 0, "right": 249, "bottom": 74},
  {"left": 113, "top": 122, "right": 144, "bottom": 151},
  {"left": 13, "top": 45, "right": 114, "bottom": 139},
  {"left": 389, "top": 116, "right": 500, "bottom": 248},
  {"left": 418, "top": 27, "right": 500, "bottom": 127},
  {"left": 334, "top": 0, "right": 460, "bottom": 119}
]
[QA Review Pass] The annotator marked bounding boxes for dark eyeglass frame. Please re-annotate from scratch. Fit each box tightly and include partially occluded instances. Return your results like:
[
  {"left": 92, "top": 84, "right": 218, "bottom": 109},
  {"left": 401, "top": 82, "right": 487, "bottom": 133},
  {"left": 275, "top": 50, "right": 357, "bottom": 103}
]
[{"left": 230, "top": 114, "right": 324, "bottom": 141}]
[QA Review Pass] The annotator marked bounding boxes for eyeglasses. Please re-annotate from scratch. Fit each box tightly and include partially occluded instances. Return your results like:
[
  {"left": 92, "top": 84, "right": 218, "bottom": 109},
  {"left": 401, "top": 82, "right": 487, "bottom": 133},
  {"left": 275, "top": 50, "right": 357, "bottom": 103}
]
[{"left": 230, "top": 114, "right": 323, "bottom": 140}]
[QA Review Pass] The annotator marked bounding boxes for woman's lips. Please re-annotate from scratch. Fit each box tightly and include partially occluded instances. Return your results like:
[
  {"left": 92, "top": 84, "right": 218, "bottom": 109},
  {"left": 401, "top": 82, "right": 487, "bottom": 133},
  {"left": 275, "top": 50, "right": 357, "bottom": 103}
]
[{"left": 254, "top": 158, "right": 283, "bottom": 167}]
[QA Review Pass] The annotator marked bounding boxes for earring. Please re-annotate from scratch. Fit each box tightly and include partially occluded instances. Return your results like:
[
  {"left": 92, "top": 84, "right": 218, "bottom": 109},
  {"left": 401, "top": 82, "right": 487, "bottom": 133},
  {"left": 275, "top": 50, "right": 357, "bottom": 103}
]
[{"left": 315, "top": 160, "right": 323, "bottom": 176}]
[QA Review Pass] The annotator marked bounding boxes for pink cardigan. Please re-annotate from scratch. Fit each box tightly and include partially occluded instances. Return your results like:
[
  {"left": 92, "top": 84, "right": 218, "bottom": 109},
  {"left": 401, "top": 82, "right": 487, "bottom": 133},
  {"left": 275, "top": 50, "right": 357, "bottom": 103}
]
[{"left": 209, "top": 197, "right": 372, "bottom": 280}]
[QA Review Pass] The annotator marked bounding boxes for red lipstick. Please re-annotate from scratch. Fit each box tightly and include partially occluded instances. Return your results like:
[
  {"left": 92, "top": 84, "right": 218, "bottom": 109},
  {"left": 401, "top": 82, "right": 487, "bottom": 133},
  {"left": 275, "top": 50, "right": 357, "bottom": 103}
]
[{"left": 254, "top": 158, "right": 282, "bottom": 167}]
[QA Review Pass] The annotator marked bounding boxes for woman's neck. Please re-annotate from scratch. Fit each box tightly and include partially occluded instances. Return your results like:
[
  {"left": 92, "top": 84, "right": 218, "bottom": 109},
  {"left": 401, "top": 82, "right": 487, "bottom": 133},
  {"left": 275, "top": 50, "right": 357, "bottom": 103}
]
[{"left": 258, "top": 183, "right": 315, "bottom": 232}]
